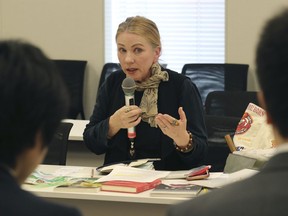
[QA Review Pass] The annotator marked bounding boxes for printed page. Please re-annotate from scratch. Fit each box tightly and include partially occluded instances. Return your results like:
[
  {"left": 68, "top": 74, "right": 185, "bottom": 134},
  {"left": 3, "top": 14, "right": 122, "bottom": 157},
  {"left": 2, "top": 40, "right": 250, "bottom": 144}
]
[
  {"left": 191, "top": 169, "right": 258, "bottom": 188},
  {"left": 95, "top": 166, "right": 170, "bottom": 183}
]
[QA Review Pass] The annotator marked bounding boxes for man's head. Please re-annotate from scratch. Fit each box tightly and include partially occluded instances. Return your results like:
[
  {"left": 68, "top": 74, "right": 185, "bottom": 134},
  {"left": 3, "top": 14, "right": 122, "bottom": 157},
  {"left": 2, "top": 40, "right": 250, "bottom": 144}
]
[
  {"left": 256, "top": 9, "right": 288, "bottom": 139},
  {"left": 0, "top": 40, "right": 68, "bottom": 169}
]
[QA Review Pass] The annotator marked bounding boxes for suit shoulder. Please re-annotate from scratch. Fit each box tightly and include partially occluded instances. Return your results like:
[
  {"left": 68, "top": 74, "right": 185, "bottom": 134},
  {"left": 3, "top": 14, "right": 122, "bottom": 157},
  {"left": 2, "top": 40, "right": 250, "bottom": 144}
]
[
  {"left": 165, "top": 68, "right": 188, "bottom": 82},
  {"left": 6, "top": 189, "right": 82, "bottom": 216},
  {"left": 100, "top": 70, "right": 125, "bottom": 94},
  {"left": 106, "top": 70, "right": 125, "bottom": 84},
  {"left": 163, "top": 69, "right": 194, "bottom": 92}
]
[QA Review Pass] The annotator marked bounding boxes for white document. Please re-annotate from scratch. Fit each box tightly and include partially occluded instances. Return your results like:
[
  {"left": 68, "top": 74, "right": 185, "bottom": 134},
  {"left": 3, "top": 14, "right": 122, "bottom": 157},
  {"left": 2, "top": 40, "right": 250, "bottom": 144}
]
[
  {"left": 95, "top": 166, "right": 170, "bottom": 183},
  {"left": 190, "top": 169, "right": 258, "bottom": 188},
  {"left": 96, "top": 158, "right": 158, "bottom": 173},
  {"left": 233, "top": 148, "right": 275, "bottom": 161}
]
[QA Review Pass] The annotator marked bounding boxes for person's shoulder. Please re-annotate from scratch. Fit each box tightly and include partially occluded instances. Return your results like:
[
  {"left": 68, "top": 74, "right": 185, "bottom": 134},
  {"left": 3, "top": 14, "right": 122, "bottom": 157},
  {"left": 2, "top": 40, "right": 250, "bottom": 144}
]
[
  {"left": 167, "top": 181, "right": 246, "bottom": 216},
  {"left": 31, "top": 194, "right": 81, "bottom": 216},
  {"left": 106, "top": 70, "right": 125, "bottom": 81},
  {"left": 39, "top": 198, "right": 82, "bottom": 216},
  {"left": 165, "top": 68, "right": 187, "bottom": 80},
  {"left": 104, "top": 70, "right": 125, "bottom": 86},
  {"left": 164, "top": 68, "right": 191, "bottom": 89},
  {"left": 0, "top": 186, "right": 82, "bottom": 216},
  {"left": 163, "top": 68, "right": 189, "bottom": 82},
  {"left": 22, "top": 189, "right": 82, "bottom": 216},
  {"left": 38, "top": 200, "right": 81, "bottom": 216}
]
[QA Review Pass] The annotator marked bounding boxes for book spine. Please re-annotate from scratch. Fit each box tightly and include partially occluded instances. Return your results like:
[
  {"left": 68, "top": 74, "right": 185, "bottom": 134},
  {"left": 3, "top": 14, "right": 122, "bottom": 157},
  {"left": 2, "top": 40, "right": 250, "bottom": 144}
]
[
  {"left": 136, "top": 180, "right": 161, "bottom": 193},
  {"left": 136, "top": 184, "right": 150, "bottom": 193}
]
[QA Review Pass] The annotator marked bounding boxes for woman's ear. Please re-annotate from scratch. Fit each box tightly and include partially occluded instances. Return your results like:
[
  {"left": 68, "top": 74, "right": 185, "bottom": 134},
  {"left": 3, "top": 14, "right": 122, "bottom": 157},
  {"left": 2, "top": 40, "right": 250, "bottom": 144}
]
[
  {"left": 153, "top": 46, "right": 161, "bottom": 63},
  {"left": 258, "top": 91, "right": 273, "bottom": 124}
]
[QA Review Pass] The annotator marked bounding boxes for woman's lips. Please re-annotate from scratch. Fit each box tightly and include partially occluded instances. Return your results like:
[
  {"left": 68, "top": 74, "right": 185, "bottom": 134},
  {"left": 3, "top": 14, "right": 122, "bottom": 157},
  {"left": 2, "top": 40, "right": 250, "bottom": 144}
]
[{"left": 126, "top": 68, "right": 137, "bottom": 74}]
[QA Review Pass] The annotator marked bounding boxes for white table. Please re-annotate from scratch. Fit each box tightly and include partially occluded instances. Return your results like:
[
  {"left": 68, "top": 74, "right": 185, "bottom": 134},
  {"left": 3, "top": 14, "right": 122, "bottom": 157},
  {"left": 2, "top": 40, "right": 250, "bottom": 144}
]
[
  {"left": 23, "top": 165, "right": 188, "bottom": 216},
  {"left": 63, "top": 119, "right": 89, "bottom": 141},
  {"left": 61, "top": 119, "right": 104, "bottom": 167}
]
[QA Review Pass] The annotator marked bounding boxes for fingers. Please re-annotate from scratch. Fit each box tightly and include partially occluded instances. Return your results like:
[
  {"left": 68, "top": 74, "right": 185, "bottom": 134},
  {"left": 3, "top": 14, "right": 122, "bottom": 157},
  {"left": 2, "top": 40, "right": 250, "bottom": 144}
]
[
  {"left": 122, "top": 105, "right": 141, "bottom": 114},
  {"left": 155, "top": 107, "right": 187, "bottom": 139},
  {"left": 170, "top": 118, "right": 179, "bottom": 126},
  {"left": 155, "top": 114, "right": 179, "bottom": 132},
  {"left": 124, "top": 106, "right": 132, "bottom": 113},
  {"left": 109, "top": 105, "right": 142, "bottom": 136},
  {"left": 155, "top": 114, "right": 170, "bottom": 129},
  {"left": 121, "top": 105, "right": 142, "bottom": 128},
  {"left": 178, "top": 107, "right": 187, "bottom": 122}
]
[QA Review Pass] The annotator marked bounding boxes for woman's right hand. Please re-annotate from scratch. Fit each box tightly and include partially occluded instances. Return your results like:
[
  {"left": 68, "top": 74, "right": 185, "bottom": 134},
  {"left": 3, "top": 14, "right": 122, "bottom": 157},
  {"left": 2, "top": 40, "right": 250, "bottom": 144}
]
[{"left": 107, "top": 105, "right": 142, "bottom": 138}]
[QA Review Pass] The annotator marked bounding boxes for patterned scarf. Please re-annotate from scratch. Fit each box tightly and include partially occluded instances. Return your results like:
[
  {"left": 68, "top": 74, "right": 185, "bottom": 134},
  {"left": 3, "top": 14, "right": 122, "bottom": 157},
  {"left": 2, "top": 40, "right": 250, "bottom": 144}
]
[{"left": 136, "top": 63, "right": 169, "bottom": 127}]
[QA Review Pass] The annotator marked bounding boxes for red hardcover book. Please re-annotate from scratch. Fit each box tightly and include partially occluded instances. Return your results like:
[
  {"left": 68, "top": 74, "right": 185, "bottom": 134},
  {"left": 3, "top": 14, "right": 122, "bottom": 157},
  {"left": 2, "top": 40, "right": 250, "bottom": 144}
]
[{"left": 101, "top": 179, "right": 161, "bottom": 193}]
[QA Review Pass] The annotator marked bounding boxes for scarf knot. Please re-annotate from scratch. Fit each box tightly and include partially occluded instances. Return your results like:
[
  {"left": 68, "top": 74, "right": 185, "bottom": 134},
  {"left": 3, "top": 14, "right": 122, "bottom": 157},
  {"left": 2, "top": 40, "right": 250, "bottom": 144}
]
[{"left": 136, "top": 63, "right": 169, "bottom": 127}]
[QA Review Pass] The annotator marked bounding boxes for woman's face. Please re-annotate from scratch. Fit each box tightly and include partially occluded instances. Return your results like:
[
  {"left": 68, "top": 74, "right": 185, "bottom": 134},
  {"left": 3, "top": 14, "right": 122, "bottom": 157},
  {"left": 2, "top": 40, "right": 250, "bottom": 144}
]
[{"left": 117, "top": 32, "right": 160, "bottom": 82}]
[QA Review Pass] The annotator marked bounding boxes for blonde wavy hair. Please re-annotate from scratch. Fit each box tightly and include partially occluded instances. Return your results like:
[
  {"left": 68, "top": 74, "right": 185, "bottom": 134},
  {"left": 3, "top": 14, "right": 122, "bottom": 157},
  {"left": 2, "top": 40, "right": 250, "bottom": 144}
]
[{"left": 116, "top": 16, "right": 161, "bottom": 50}]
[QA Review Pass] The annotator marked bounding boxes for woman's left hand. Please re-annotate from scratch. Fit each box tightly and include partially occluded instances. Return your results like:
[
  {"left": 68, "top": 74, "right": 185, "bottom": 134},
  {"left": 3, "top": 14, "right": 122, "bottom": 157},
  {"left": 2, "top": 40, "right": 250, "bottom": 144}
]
[{"left": 155, "top": 107, "right": 190, "bottom": 147}]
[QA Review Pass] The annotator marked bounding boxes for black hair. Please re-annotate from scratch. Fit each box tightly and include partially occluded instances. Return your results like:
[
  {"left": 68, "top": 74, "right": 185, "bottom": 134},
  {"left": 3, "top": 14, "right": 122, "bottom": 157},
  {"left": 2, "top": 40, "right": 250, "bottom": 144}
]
[
  {"left": 256, "top": 9, "right": 288, "bottom": 138},
  {"left": 0, "top": 40, "right": 69, "bottom": 167}
]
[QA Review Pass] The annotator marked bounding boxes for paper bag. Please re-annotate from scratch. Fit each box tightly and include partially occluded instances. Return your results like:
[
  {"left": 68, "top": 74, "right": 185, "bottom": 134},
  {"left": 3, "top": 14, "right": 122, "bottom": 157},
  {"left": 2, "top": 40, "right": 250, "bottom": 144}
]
[{"left": 233, "top": 103, "right": 275, "bottom": 150}]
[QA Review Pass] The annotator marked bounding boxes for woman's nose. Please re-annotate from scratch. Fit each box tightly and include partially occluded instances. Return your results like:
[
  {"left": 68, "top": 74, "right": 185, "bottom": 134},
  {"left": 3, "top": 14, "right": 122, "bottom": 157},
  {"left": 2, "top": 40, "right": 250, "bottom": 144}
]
[{"left": 124, "top": 52, "right": 134, "bottom": 63}]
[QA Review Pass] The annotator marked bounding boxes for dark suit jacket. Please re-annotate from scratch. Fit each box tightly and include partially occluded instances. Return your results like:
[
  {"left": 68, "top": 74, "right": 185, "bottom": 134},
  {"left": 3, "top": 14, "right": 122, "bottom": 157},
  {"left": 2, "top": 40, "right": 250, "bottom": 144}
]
[
  {"left": 84, "top": 69, "right": 207, "bottom": 171},
  {"left": 0, "top": 167, "right": 82, "bottom": 216},
  {"left": 167, "top": 152, "right": 288, "bottom": 216}
]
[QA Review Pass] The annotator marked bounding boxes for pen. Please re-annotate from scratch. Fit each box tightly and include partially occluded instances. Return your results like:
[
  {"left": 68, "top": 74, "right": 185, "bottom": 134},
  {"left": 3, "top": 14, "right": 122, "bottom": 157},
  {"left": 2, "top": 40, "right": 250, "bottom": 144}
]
[
  {"left": 91, "top": 169, "right": 94, "bottom": 178},
  {"left": 224, "top": 134, "right": 236, "bottom": 152}
]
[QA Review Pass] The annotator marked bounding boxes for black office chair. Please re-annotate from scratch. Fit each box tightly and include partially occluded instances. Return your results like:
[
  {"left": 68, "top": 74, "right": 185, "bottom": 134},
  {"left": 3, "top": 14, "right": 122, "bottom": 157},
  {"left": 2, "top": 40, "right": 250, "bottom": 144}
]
[
  {"left": 204, "top": 115, "right": 240, "bottom": 172},
  {"left": 98, "top": 63, "right": 121, "bottom": 91},
  {"left": 203, "top": 91, "right": 259, "bottom": 171},
  {"left": 205, "top": 91, "right": 259, "bottom": 118},
  {"left": 181, "top": 63, "right": 249, "bottom": 104},
  {"left": 53, "top": 59, "right": 87, "bottom": 119},
  {"left": 42, "top": 122, "right": 73, "bottom": 165}
]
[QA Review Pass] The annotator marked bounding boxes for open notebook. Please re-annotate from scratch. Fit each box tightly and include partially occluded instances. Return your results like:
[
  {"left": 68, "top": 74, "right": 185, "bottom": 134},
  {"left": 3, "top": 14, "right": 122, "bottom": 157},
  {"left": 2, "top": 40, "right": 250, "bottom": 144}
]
[{"left": 96, "top": 158, "right": 160, "bottom": 174}]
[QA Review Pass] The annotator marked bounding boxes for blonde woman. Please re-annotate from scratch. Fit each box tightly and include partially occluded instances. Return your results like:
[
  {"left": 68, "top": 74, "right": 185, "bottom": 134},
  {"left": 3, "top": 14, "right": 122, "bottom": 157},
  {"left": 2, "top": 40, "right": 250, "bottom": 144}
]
[{"left": 84, "top": 16, "right": 207, "bottom": 171}]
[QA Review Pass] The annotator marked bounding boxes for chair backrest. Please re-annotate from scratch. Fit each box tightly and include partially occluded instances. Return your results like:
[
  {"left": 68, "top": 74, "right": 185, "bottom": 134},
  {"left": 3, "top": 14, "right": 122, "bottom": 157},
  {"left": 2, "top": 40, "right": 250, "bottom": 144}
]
[
  {"left": 42, "top": 122, "right": 73, "bottom": 165},
  {"left": 98, "top": 63, "right": 121, "bottom": 91},
  {"left": 181, "top": 63, "right": 249, "bottom": 103},
  {"left": 205, "top": 91, "right": 259, "bottom": 118},
  {"left": 203, "top": 91, "right": 259, "bottom": 171},
  {"left": 53, "top": 59, "right": 87, "bottom": 119},
  {"left": 204, "top": 114, "right": 240, "bottom": 172}
]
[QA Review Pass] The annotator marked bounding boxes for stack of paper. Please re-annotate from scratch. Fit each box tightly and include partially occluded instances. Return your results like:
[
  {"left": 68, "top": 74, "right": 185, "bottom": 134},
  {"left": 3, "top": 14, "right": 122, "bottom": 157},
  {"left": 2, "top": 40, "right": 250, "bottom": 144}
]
[{"left": 190, "top": 169, "right": 258, "bottom": 189}]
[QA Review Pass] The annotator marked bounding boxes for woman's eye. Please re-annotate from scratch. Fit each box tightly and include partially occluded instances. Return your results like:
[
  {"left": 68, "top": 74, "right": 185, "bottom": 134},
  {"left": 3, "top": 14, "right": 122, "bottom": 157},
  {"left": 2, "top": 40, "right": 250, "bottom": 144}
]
[
  {"left": 134, "top": 48, "right": 143, "bottom": 54},
  {"left": 118, "top": 48, "right": 126, "bottom": 53}
]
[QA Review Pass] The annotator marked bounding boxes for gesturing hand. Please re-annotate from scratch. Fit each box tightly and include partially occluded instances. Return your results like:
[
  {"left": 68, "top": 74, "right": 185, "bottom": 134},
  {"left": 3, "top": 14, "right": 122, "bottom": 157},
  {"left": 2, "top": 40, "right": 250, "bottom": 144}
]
[
  {"left": 155, "top": 107, "right": 190, "bottom": 147},
  {"left": 108, "top": 105, "right": 142, "bottom": 138}
]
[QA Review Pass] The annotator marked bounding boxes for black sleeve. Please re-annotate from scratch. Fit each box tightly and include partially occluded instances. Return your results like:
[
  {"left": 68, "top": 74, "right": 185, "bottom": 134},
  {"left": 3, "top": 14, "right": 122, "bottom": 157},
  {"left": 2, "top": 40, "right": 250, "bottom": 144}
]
[
  {"left": 157, "top": 78, "right": 208, "bottom": 170},
  {"left": 83, "top": 83, "right": 110, "bottom": 155},
  {"left": 178, "top": 78, "right": 208, "bottom": 165}
]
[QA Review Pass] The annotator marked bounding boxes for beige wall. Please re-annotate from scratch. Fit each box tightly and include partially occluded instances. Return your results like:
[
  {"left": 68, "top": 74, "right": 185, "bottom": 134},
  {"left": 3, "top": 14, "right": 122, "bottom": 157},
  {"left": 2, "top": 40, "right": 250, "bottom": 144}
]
[
  {"left": 0, "top": 0, "right": 288, "bottom": 118},
  {"left": 0, "top": 0, "right": 104, "bottom": 118},
  {"left": 226, "top": 0, "right": 288, "bottom": 91}
]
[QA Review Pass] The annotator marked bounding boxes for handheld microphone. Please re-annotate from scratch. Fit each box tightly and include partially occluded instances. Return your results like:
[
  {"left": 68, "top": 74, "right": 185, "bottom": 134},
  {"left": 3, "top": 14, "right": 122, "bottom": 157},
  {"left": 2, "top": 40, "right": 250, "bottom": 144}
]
[{"left": 121, "top": 77, "right": 137, "bottom": 140}]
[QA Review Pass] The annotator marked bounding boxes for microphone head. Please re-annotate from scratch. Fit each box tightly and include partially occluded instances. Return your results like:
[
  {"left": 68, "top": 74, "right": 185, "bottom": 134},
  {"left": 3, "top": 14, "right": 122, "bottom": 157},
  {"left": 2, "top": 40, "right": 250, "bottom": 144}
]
[{"left": 122, "top": 77, "right": 136, "bottom": 95}]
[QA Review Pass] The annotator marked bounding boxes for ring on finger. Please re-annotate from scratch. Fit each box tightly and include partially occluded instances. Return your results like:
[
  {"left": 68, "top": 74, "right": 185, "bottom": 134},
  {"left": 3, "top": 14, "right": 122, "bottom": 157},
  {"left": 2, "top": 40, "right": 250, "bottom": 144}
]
[
  {"left": 125, "top": 107, "right": 131, "bottom": 113},
  {"left": 170, "top": 119, "right": 179, "bottom": 126}
]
